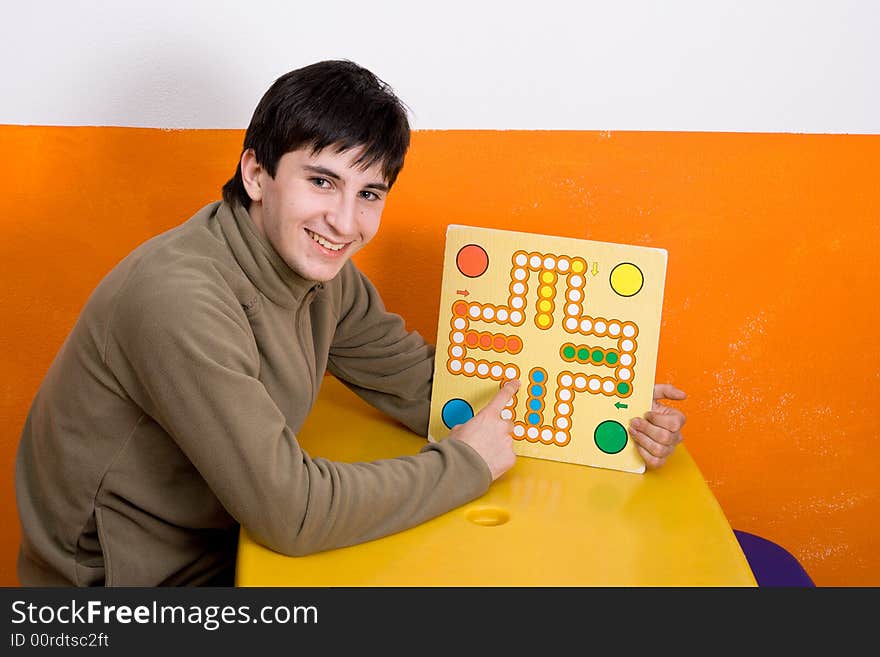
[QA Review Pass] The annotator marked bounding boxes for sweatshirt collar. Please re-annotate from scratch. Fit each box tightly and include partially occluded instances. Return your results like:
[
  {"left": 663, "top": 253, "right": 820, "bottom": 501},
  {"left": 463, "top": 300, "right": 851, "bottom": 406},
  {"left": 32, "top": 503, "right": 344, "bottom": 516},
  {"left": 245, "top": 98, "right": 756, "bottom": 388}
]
[{"left": 216, "top": 200, "right": 321, "bottom": 309}]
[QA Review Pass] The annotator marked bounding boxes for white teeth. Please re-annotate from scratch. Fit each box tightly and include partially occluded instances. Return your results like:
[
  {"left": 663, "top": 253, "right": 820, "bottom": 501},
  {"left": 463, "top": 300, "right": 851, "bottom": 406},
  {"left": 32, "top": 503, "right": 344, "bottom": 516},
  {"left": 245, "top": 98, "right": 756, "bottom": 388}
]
[{"left": 307, "top": 229, "right": 345, "bottom": 251}]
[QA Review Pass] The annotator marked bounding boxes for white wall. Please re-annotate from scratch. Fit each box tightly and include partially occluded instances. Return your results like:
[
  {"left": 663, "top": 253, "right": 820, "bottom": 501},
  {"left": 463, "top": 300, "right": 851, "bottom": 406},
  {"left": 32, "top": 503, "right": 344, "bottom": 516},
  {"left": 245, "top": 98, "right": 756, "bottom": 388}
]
[{"left": 1, "top": 0, "right": 876, "bottom": 133}]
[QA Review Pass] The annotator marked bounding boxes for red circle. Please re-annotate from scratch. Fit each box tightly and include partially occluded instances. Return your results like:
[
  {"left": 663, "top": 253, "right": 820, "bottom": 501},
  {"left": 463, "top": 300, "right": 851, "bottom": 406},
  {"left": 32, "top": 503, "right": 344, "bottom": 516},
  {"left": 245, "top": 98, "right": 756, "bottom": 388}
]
[
  {"left": 453, "top": 301, "right": 469, "bottom": 316},
  {"left": 508, "top": 337, "right": 522, "bottom": 353},
  {"left": 479, "top": 334, "right": 493, "bottom": 348},
  {"left": 465, "top": 332, "right": 479, "bottom": 347},
  {"left": 456, "top": 244, "right": 489, "bottom": 278},
  {"left": 493, "top": 335, "right": 506, "bottom": 350}
]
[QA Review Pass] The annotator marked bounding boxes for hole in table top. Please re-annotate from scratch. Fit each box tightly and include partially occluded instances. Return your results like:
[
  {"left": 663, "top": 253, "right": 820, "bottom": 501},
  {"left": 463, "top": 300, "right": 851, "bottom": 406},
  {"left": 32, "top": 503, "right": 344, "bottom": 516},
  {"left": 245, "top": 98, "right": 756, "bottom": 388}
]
[{"left": 465, "top": 507, "right": 510, "bottom": 526}]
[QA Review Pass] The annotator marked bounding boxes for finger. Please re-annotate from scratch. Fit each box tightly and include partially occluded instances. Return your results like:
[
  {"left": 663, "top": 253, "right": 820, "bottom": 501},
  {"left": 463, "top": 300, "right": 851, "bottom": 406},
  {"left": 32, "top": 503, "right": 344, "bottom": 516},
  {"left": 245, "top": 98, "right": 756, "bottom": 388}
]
[
  {"left": 653, "top": 383, "right": 687, "bottom": 401},
  {"left": 479, "top": 379, "right": 520, "bottom": 416},
  {"left": 636, "top": 444, "right": 666, "bottom": 470},
  {"left": 630, "top": 416, "right": 681, "bottom": 448},
  {"left": 644, "top": 409, "right": 685, "bottom": 433},
  {"left": 630, "top": 423, "right": 673, "bottom": 459}
]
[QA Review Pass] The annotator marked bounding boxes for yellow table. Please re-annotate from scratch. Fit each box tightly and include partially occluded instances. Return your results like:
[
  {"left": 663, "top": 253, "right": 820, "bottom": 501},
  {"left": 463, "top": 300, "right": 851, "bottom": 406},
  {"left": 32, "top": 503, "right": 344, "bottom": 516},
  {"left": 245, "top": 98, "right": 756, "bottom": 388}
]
[{"left": 236, "top": 376, "right": 756, "bottom": 586}]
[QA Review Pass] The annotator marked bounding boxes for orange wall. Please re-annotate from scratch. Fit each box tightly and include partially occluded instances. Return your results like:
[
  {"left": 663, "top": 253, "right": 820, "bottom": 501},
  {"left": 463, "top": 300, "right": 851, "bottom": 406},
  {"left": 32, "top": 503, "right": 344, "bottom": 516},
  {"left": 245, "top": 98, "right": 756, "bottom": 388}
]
[{"left": 1, "top": 126, "right": 877, "bottom": 586}]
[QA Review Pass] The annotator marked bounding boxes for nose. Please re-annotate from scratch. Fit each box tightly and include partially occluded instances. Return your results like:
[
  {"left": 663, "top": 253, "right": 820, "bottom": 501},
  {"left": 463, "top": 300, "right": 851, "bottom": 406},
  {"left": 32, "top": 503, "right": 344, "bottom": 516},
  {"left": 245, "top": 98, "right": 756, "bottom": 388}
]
[{"left": 326, "top": 192, "right": 358, "bottom": 237}]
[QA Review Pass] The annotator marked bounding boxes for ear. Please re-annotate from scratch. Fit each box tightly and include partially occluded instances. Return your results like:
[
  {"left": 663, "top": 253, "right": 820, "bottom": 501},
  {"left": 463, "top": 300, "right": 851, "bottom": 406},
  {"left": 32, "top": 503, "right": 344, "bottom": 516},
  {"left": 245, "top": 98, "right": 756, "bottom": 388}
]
[{"left": 240, "top": 149, "right": 264, "bottom": 203}]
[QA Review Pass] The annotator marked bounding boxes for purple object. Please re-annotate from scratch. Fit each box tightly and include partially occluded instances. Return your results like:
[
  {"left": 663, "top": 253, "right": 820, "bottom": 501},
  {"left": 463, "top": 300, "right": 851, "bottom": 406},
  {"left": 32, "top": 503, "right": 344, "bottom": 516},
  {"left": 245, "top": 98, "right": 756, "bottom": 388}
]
[{"left": 734, "top": 530, "right": 815, "bottom": 587}]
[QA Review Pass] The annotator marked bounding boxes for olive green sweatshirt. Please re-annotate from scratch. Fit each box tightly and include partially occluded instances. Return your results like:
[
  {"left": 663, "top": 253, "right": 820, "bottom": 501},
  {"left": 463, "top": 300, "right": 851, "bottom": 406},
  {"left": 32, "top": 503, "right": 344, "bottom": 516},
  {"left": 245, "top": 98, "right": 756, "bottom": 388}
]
[{"left": 15, "top": 200, "right": 491, "bottom": 586}]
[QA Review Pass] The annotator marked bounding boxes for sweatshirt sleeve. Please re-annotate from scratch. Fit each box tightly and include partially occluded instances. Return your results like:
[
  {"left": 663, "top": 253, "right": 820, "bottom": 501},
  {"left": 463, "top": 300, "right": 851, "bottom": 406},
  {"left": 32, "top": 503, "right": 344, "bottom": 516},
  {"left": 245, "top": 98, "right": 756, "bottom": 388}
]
[
  {"left": 327, "top": 262, "right": 437, "bottom": 437},
  {"left": 105, "top": 268, "right": 492, "bottom": 557}
]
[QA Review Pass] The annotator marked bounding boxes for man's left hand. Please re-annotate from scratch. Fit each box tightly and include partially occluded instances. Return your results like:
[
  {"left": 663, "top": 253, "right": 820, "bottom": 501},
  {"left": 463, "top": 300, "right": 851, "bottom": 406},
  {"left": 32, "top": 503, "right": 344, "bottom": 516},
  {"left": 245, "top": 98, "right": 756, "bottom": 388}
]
[{"left": 629, "top": 384, "right": 687, "bottom": 470}]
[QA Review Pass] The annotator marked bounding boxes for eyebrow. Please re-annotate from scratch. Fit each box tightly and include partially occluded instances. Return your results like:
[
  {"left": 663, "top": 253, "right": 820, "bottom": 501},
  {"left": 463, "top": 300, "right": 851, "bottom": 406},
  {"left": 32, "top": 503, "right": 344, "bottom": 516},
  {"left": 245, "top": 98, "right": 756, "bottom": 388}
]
[{"left": 303, "top": 165, "right": 389, "bottom": 192}]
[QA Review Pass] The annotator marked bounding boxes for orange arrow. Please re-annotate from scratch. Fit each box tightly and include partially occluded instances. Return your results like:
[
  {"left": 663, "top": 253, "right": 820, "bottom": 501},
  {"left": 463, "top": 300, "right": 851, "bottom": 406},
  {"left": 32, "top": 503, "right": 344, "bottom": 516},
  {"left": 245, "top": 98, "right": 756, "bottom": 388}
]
[{"left": 456, "top": 289, "right": 470, "bottom": 296}]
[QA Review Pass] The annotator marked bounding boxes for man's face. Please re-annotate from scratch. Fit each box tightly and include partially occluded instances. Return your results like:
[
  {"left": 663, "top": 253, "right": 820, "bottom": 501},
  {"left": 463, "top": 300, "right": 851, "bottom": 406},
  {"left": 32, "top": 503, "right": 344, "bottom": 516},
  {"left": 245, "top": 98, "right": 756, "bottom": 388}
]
[{"left": 243, "top": 146, "right": 389, "bottom": 282}]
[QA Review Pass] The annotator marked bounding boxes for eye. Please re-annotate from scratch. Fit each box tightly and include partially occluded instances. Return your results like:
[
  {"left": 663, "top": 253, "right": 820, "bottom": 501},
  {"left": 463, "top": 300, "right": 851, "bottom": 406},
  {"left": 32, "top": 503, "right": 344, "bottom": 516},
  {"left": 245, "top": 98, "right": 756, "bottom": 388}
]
[
  {"left": 359, "top": 190, "right": 381, "bottom": 201},
  {"left": 310, "top": 177, "right": 332, "bottom": 189}
]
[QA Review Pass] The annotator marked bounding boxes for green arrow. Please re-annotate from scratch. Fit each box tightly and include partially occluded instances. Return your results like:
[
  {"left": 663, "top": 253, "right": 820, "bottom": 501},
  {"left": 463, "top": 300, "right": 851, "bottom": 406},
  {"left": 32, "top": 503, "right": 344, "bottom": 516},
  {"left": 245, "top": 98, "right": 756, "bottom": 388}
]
[{"left": 614, "top": 402, "right": 628, "bottom": 409}]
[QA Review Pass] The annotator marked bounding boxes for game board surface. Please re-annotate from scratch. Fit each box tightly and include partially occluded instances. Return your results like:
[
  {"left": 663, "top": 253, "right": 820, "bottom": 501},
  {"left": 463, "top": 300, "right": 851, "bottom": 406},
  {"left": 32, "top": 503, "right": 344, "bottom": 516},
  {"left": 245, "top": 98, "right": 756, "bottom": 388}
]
[{"left": 428, "top": 225, "right": 668, "bottom": 473}]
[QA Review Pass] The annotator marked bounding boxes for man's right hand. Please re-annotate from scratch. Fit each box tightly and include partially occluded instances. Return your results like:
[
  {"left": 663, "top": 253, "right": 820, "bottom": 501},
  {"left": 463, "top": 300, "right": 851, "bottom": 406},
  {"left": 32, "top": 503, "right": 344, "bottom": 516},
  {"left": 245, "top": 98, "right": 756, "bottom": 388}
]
[{"left": 447, "top": 379, "right": 520, "bottom": 481}]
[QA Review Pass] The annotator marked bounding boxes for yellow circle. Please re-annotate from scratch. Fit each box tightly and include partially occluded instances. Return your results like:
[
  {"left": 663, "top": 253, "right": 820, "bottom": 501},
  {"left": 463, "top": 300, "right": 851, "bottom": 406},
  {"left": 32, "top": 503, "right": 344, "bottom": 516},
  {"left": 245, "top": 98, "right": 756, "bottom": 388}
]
[
  {"left": 536, "top": 313, "right": 552, "bottom": 328},
  {"left": 540, "top": 271, "right": 557, "bottom": 284},
  {"left": 571, "top": 259, "right": 586, "bottom": 274},
  {"left": 537, "top": 299, "right": 553, "bottom": 312},
  {"left": 610, "top": 263, "right": 644, "bottom": 297},
  {"left": 539, "top": 285, "right": 554, "bottom": 299}
]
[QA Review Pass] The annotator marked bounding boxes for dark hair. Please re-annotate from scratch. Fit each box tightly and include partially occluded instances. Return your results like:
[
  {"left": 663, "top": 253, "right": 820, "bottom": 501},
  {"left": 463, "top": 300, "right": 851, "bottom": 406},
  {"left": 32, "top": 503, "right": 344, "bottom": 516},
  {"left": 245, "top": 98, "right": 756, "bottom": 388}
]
[{"left": 222, "top": 60, "right": 411, "bottom": 209}]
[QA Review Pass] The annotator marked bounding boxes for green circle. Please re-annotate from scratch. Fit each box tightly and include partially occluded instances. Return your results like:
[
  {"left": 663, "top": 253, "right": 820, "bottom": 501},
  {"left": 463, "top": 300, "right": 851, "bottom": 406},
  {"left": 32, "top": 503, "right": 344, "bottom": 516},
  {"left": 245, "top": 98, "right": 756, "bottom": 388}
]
[
  {"left": 577, "top": 348, "right": 590, "bottom": 361},
  {"left": 594, "top": 420, "right": 628, "bottom": 454},
  {"left": 617, "top": 382, "right": 630, "bottom": 395},
  {"left": 563, "top": 346, "right": 576, "bottom": 359},
  {"left": 606, "top": 352, "right": 619, "bottom": 365},
  {"left": 591, "top": 349, "right": 604, "bottom": 363}
]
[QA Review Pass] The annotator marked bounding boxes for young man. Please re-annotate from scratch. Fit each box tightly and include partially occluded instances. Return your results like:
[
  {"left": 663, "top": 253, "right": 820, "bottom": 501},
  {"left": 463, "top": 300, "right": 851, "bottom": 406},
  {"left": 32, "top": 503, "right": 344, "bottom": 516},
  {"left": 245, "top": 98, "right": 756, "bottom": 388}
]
[{"left": 15, "top": 60, "right": 686, "bottom": 586}]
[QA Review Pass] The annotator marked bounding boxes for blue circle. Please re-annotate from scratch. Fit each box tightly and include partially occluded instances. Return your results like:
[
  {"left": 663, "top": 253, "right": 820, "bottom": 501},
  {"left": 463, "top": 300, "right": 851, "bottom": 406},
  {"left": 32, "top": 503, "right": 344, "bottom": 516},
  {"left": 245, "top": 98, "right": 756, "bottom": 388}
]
[
  {"left": 530, "top": 385, "right": 543, "bottom": 397},
  {"left": 528, "top": 399, "right": 542, "bottom": 411},
  {"left": 532, "top": 370, "right": 545, "bottom": 383},
  {"left": 527, "top": 413, "right": 541, "bottom": 425},
  {"left": 441, "top": 398, "right": 474, "bottom": 429}
]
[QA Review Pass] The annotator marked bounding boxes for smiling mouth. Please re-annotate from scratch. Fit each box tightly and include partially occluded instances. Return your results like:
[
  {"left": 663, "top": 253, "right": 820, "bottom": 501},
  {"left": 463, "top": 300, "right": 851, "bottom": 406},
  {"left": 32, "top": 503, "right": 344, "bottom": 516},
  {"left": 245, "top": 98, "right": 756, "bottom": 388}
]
[{"left": 306, "top": 229, "right": 348, "bottom": 253}]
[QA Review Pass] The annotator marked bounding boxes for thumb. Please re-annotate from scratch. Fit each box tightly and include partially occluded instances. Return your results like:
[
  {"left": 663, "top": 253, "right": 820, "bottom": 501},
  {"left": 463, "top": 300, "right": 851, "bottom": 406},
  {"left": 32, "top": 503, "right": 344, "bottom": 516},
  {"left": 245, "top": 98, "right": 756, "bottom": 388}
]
[{"left": 653, "top": 383, "right": 687, "bottom": 401}]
